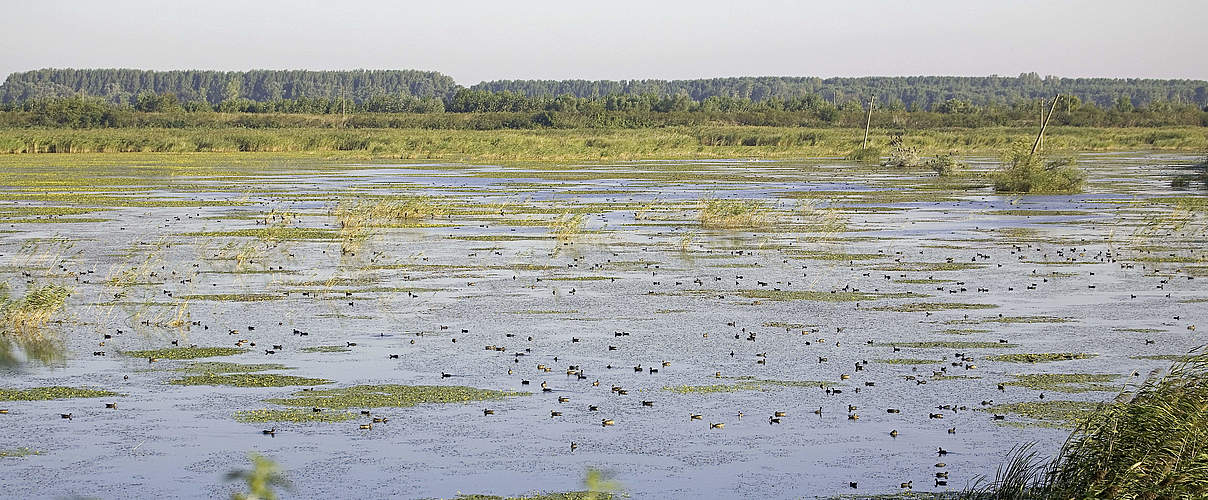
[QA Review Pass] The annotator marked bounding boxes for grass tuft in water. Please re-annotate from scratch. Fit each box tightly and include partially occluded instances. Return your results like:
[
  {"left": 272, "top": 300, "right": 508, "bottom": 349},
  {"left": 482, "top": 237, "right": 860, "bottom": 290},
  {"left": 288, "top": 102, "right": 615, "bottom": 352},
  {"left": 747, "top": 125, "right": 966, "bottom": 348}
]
[
  {"left": 121, "top": 347, "right": 248, "bottom": 359},
  {"left": 0, "top": 386, "right": 118, "bottom": 401},
  {"left": 169, "top": 374, "right": 332, "bottom": 387},
  {"left": 265, "top": 384, "right": 528, "bottom": 409}
]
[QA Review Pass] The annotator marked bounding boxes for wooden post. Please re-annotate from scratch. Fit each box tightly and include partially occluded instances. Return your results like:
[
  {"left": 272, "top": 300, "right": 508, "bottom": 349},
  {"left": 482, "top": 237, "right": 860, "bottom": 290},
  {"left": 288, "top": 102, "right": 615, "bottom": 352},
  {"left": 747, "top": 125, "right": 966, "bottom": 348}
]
[
  {"left": 1031, "top": 94, "right": 1060, "bottom": 156},
  {"left": 862, "top": 100, "right": 873, "bottom": 150}
]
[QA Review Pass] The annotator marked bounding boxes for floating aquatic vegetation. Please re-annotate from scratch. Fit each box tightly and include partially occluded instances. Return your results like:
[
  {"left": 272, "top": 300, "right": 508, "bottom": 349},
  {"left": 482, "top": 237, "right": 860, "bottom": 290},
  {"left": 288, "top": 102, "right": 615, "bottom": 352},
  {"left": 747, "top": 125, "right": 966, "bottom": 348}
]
[
  {"left": 1002, "top": 373, "right": 1119, "bottom": 393},
  {"left": 233, "top": 408, "right": 356, "bottom": 423},
  {"left": 300, "top": 345, "right": 351, "bottom": 353},
  {"left": 0, "top": 386, "right": 118, "bottom": 401},
  {"left": 265, "top": 385, "right": 528, "bottom": 409},
  {"left": 179, "top": 362, "right": 291, "bottom": 374},
  {"left": 880, "top": 341, "right": 1019, "bottom": 349},
  {"left": 868, "top": 302, "right": 998, "bottom": 312},
  {"left": 121, "top": 347, "right": 248, "bottom": 359},
  {"left": 169, "top": 374, "right": 331, "bottom": 387},
  {"left": 986, "top": 353, "right": 1096, "bottom": 363}
]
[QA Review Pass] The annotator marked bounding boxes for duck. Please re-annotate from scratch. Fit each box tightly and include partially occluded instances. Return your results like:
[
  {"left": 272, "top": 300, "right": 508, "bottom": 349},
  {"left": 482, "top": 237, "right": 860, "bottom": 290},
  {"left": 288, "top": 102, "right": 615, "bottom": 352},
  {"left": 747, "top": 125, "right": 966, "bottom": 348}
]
[
  {"left": 483, "top": 409, "right": 495, "bottom": 416},
  {"left": 710, "top": 422, "right": 725, "bottom": 429},
  {"left": 690, "top": 414, "right": 702, "bottom": 420},
  {"left": 359, "top": 423, "right": 372, "bottom": 430},
  {"left": 774, "top": 411, "right": 786, "bottom": 417},
  {"left": 889, "top": 429, "right": 899, "bottom": 437},
  {"left": 601, "top": 418, "right": 615, "bottom": 427},
  {"left": 262, "top": 428, "right": 276, "bottom": 436}
]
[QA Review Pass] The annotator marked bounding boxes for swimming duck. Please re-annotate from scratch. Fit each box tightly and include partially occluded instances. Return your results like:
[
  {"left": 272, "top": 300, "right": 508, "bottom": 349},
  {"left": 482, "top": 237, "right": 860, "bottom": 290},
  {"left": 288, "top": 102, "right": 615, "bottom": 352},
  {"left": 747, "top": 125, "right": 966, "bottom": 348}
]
[{"left": 709, "top": 422, "right": 724, "bottom": 429}]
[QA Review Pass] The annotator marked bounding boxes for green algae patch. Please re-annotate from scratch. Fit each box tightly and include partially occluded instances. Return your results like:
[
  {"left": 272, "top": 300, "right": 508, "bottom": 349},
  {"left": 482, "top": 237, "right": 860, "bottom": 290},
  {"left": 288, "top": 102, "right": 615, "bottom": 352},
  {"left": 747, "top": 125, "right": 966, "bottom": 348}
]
[
  {"left": 0, "top": 386, "right": 118, "bottom": 401},
  {"left": 233, "top": 408, "right": 356, "bottom": 423},
  {"left": 880, "top": 341, "right": 1018, "bottom": 349},
  {"left": 874, "top": 358, "right": 943, "bottom": 365},
  {"left": 868, "top": 302, "right": 998, "bottom": 312},
  {"left": 986, "top": 352, "right": 1096, "bottom": 363},
  {"left": 180, "top": 362, "right": 291, "bottom": 374},
  {"left": 1002, "top": 373, "right": 1120, "bottom": 393},
  {"left": 121, "top": 347, "right": 248, "bottom": 359},
  {"left": 169, "top": 374, "right": 331, "bottom": 387},
  {"left": 301, "top": 345, "right": 351, "bottom": 353},
  {"left": 982, "top": 400, "right": 1104, "bottom": 427},
  {"left": 265, "top": 384, "right": 528, "bottom": 410}
]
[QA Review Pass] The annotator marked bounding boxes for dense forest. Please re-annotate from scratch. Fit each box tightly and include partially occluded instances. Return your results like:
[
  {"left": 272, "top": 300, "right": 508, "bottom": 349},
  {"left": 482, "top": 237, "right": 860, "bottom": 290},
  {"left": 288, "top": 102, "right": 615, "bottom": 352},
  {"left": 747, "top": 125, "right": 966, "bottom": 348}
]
[
  {"left": 4, "top": 69, "right": 1207, "bottom": 112},
  {"left": 0, "top": 69, "right": 459, "bottom": 105}
]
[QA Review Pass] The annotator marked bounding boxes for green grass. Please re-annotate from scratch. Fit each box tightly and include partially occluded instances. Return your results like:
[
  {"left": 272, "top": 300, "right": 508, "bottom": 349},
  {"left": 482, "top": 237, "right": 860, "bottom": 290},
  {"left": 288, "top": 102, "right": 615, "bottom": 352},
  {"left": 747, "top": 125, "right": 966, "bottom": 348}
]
[
  {"left": 992, "top": 142, "right": 1086, "bottom": 194},
  {"left": 121, "top": 347, "right": 248, "bottom": 359},
  {"left": 169, "top": 374, "right": 332, "bottom": 387},
  {"left": 264, "top": 384, "right": 528, "bottom": 409},
  {"left": 986, "top": 352, "right": 1097, "bottom": 363},
  {"left": 724, "top": 289, "right": 924, "bottom": 302},
  {"left": 0, "top": 386, "right": 117, "bottom": 401},
  {"left": 698, "top": 198, "right": 772, "bottom": 229},
  {"left": 981, "top": 400, "right": 1104, "bottom": 427}
]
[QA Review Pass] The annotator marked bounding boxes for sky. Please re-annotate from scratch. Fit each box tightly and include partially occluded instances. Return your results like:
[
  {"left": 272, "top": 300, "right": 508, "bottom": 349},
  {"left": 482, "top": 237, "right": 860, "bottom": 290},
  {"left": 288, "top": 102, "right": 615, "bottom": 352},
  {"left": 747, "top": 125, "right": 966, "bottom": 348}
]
[{"left": 2, "top": 0, "right": 1206, "bottom": 84}]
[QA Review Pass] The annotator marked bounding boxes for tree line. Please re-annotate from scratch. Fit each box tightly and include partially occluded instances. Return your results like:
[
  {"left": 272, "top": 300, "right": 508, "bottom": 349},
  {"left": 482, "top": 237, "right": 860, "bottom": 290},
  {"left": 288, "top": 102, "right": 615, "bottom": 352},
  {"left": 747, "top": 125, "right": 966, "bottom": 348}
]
[
  {"left": 4, "top": 69, "right": 1207, "bottom": 112},
  {"left": 2, "top": 92, "right": 1204, "bottom": 130}
]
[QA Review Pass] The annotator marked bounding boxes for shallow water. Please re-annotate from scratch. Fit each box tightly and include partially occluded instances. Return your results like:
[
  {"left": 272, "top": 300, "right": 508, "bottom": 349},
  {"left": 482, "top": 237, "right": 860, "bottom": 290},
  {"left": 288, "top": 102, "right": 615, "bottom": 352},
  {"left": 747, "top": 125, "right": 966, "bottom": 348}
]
[{"left": 0, "top": 153, "right": 1205, "bottom": 499}]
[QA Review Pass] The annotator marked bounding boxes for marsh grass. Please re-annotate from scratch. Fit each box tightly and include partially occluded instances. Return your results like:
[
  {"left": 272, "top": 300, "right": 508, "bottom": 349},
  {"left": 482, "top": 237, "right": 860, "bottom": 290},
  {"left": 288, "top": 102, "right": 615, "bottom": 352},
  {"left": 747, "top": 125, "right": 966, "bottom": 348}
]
[
  {"left": 882, "top": 135, "right": 922, "bottom": 168},
  {"left": 0, "top": 282, "right": 71, "bottom": 365},
  {"left": 845, "top": 146, "right": 882, "bottom": 164},
  {"left": 698, "top": 198, "right": 773, "bottom": 229},
  {"left": 986, "top": 353, "right": 1096, "bottom": 363},
  {"left": 926, "top": 154, "right": 967, "bottom": 176},
  {"left": 550, "top": 212, "right": 588, "bottom": 242},
  {"left": 992, "top": 142, "right": 1086, "bottom": 194},
  {"left": 967, "top": 348, "right": 1208, "bottom": 499}
]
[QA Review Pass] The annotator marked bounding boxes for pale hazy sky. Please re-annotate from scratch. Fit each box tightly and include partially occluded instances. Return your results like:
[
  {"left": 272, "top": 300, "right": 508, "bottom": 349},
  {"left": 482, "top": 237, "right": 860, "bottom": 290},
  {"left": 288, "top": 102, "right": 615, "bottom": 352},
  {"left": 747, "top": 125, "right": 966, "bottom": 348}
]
[{"left": 2, "top": 0, "right": 1205, "bottom": 84}]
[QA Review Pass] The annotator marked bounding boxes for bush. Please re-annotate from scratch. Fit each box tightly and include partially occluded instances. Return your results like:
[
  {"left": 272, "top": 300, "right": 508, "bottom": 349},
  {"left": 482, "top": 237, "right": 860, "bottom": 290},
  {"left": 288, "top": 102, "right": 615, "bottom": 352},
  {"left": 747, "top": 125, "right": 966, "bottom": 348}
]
[
  {"left": 926, "top": 154, "right": 966, "bottom": 176},
  {"left": 993, "top": 142, "right": 1085, "bottom": 194},
  {"left": 881, "top": 135, "right": 921, "bottom": 167}
]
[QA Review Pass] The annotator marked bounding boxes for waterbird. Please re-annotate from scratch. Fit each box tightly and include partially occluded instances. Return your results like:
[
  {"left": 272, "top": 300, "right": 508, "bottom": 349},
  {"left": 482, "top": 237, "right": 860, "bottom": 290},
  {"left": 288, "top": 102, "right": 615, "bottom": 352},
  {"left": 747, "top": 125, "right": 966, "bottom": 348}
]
[
  {"left": 690, "top": 414, "right": 702, "bottom": 420},
  {"left": 262, "top": 428, "right": 276, "bottom": 436},
  {"left": 710, "top": 422, "right": 725, "bottom": 429},
  {"left": 359, "top": 423, "right": 373, "bottom": 430},
  {"left": 601, "top": 419, "right": 615, "bottom": 427},
  {"left": 61, "top": 413, "right": 72, "bottom": 419},
  {"left": 105, "top": 403, "right": 117, "bottom": 409}
]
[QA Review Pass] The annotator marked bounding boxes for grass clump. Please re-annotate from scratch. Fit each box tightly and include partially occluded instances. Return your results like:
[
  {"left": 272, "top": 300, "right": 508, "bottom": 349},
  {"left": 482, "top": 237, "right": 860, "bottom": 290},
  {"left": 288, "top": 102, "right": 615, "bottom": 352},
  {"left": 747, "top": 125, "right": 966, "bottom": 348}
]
[
  {"left": 0, "top": 283, "right": 71, "bottom": 366},
  {"left": 968, "top": 348, "right": 1208, "bottom": 499},
  {"left": 0, "top": 447, "right": 42, "bottom": 458},
  {"left": 233, "top": 408, "right": 356, "bottom": 423},
  {"left": 992, "top": 142, "right": 1086, "bottom": 194},
  {"left": 0, "top": 386, "right": 118, "bottom": 401},
  {"left": 169, "top": 374, "right": 331, "bottom": 387},
  {"left": 845, "top": 146, "right": 882, "bottom": 164},
  {"left": 550, "top": 212, "right": 588, "bottom": 241},
  {"left": 698, "top": 198, "right": 772, "bottom": 229},
  {"left": 987, "top": 352, "right": 1096, "bottom": 363},
  {"left": 121, "top": 346, "right": 247, "bottom": 359},
  {"left": 265, "top": 384, "right": 528, "bottom": 409}
]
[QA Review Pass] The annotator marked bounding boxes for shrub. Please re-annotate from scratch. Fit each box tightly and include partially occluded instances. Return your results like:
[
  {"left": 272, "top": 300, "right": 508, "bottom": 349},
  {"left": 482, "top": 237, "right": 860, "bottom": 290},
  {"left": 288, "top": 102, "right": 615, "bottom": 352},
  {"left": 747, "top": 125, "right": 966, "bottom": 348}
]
[
  {"left": 993, "top": 142, "right": 1085, "bottom": 194},
  {"left": 926, "top": 154, "right": 967, "bottom": 176},
  {"left": 881, "top": 135, "right": 921, "bottom": 168}
]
